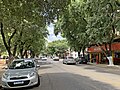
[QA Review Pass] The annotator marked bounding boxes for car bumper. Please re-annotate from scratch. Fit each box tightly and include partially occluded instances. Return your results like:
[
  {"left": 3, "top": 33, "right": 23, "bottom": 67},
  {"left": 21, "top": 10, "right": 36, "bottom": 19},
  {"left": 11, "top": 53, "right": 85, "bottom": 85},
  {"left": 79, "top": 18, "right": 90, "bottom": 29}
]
[
  {"left": 66, "top": 61, "right": 76, "bottom": 64},
  {"left": 2, "top": 75, "right": 38, "bottom": 89},
  {"left": 53, "top": 59, "right": 59, "bottom": 61}
]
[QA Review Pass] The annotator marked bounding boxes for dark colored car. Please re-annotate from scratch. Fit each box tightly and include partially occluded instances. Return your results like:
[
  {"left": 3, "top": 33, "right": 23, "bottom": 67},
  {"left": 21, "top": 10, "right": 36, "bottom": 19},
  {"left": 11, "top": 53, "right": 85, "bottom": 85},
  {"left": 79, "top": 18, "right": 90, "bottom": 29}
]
[{"left": 75, "top": 57, "right": 88, "bottom": 64}]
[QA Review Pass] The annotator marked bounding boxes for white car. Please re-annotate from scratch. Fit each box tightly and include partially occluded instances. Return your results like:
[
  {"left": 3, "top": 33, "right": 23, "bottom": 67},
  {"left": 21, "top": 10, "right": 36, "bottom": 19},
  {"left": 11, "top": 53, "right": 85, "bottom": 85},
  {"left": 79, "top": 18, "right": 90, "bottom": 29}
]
[
  {"left": 53, "top": 57, "right": 59, "bottom": 61},
  {"left": 1, "top": 58, "right": 40, "bottom": 89},
  {"left": 63, "top": 57, "right": 76, "bottom": 64},
  {"left": 41, "top": 57, "right": 47, "bottom": 61}
]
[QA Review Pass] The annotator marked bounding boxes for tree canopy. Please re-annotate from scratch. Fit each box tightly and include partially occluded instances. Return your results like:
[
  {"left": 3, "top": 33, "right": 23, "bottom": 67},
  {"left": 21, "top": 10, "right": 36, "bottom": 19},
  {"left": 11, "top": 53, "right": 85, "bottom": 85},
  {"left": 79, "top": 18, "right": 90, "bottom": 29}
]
[
  {"left": 0, "top": 0, "right": 120, "bottom": 59},
  {"left": 54, "top": 0, "right": 120, "bottom": 56},
  {"left": 46, "top": 40, "right": 69, "bottom": 58},
  {"left": 0, "top": 0, "right": 48, "bottom": 58}
]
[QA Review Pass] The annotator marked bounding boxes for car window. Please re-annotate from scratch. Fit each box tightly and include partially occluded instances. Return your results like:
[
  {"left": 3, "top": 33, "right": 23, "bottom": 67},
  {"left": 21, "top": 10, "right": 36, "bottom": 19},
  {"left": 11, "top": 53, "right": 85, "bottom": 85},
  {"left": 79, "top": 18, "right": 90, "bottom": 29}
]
[
  {"left": 68, "top": 57, "right": 74, "bottom": 59},
  {"left": 9, "top": 59, "right": 35, "bottom": 69}
]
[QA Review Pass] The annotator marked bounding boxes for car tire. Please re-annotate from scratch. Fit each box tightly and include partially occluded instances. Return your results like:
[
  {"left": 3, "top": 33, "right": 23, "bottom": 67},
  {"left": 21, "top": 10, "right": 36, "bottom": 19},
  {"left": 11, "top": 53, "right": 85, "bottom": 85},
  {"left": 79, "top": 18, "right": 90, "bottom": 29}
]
[{"left": 35, "top": 76, "right": 40, "bottom": 87}]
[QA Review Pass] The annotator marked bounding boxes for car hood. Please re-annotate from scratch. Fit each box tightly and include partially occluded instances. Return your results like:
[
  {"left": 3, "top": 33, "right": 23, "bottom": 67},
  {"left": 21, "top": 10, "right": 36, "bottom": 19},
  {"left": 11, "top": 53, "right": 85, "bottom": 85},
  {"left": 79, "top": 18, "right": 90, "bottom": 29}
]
[{"left": 5, "top": 68, "right": 36, "bottom": 77}]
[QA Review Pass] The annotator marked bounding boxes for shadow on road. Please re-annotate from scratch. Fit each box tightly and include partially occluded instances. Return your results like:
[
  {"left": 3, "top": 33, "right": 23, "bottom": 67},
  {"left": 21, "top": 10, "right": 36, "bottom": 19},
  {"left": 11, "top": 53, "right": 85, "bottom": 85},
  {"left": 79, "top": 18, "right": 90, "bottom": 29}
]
[
  {"left": 38, "top": 72, "right": 119, "bottom": 90},
  {"left": 77, "top": 64, "right": 120, "bottom": 75}
]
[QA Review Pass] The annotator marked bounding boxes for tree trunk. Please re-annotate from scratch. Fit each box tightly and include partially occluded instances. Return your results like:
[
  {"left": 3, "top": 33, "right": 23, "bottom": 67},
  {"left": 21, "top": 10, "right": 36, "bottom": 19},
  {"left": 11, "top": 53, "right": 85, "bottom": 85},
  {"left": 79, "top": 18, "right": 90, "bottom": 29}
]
[
  {"left": 82, "top": 47, "right": 85, "bottom": 57},
  {"left": 0, "top": 22, "right": 12, "bottom": 56},
  {"left": 106, "top": 2, "right": 115, "bottom": 66},
  {"left": 99, "top": 43, "right": 114, "bottom": 66},
  {"left": 8, "top": 55, "right": 14, "bottom": 65},
  {"left": 8, "top": 29, "right": 16, "bottom": 48},
  {"left": 13, "top": 44, "right": 17, "bottom": 57},
  {"left": 23, "top": 50, "right": 28, "bottom": 58},
  {"left": 78, "top": 47, "right": 82, "bottom": 57},
  {"left": 107, "top": 42, "right": 114, "bottom": 66},
  {"left": 97, "top": 43, "right": 114, "bottom": 66},
  {"left": 19, "top": 41, "right": 26, "bottom": 58},
  {"left": 25, "top": 52, "right": 28, "bottom": 58},
  {"left": 78, "top": 52, "right": 81, "bottom": 58},
  {"left": 30, "top": 50, "right": 35, "bottom": 58},
  {"left": 20, "top": 47, "right": 24, "bottom": 58}
]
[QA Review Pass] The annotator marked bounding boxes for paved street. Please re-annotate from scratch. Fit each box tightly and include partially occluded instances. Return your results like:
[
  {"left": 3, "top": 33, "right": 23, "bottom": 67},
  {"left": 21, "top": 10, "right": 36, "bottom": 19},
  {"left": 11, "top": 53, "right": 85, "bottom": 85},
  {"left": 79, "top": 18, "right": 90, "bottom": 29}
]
[
  {"left": 0, "top": 60, "right": 120, "bottom": 90},
  {"left": 76, "top": 64, "right": 120, "bottom": 76}
]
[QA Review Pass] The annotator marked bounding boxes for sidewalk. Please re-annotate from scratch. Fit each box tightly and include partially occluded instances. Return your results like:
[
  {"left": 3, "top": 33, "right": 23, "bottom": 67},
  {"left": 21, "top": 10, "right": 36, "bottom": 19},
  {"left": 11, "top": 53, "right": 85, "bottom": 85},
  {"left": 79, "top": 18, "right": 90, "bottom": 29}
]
[
  {"left": 88, "top": 62, "right": 120, "bottom": 69},
  {"left": 79, "top": 62, "right": 120, "bottom": 76},
  {"left": 0, "top": 64, "right": 6, "bottom": 89}
]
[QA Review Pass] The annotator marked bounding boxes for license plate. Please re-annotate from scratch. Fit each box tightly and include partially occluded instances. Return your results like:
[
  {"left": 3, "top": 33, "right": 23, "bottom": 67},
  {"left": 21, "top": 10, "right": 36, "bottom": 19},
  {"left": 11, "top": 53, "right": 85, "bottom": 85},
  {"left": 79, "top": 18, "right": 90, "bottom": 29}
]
[{"left": 14, "top": 81, "right": 24, "bottom": 84}]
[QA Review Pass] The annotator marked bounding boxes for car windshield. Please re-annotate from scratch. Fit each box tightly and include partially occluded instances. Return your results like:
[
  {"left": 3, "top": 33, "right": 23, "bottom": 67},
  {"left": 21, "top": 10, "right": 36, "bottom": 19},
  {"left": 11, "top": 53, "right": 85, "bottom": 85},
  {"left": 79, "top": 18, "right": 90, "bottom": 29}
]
[{"left": 9, "top": 59, "right": 35, "bottom": 69}]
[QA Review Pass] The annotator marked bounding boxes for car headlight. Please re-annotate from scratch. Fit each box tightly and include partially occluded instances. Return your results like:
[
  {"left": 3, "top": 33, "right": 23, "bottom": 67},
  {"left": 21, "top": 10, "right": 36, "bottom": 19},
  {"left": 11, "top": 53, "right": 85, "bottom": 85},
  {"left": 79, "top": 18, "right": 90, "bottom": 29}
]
[
  {"left": 3, "top": 73, "right": 9, "bottom": 79},
  {"left": 29, "top": 72, "right": 36, "bottom": 77}
]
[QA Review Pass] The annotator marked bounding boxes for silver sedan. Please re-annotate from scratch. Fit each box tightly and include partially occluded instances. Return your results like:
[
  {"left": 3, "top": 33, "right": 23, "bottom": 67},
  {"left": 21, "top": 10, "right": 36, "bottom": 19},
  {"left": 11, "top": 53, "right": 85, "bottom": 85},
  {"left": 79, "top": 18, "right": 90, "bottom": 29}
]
[
  {"left": 1, "top": 58, "right": 40, "bottom": 89},
  {"left": 63, "top": 57, "right": 76, "bottom": 64}
]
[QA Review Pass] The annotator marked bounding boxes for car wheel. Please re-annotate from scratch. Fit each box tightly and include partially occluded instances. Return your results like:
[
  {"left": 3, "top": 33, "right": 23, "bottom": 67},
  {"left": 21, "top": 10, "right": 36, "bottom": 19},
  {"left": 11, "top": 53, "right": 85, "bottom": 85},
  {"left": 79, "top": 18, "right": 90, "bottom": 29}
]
[{"left": 35, "top": 76, "right": 40, "bottom": 87}]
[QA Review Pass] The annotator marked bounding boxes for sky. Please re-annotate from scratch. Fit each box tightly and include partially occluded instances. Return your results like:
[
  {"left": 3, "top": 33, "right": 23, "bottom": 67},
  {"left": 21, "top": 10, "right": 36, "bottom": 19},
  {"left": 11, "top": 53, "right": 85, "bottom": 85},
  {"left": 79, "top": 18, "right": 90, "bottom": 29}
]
[{"left": 47, "top": 23, "right": 64, "bottom": 42}]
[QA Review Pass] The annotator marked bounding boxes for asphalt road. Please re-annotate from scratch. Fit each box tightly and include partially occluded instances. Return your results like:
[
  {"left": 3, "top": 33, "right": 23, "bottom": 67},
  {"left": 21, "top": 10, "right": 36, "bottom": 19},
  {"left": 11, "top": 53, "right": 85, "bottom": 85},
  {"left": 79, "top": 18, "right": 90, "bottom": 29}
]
[{"left": 0, "top": 60, "right": 120, "bottom": 90}]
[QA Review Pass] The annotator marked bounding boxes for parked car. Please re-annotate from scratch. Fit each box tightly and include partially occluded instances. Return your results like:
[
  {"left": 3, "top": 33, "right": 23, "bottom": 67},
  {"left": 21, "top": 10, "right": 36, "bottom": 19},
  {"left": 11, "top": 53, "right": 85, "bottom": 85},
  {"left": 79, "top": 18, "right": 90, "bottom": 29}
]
[
  {"left": 1, "top": 58, "right": 40, "bottom": 89},
  {"left": 63, "top": 56, "right": 76, "bottom": 64},
  {"left": 53, "top": 56, "right": 59, "bottom": 61},
  {"left": 41, "top": 56, "right": 47, "bottom": 61},
  {"left": 75, "top": 57, "right": 88, "bottom": 64}
]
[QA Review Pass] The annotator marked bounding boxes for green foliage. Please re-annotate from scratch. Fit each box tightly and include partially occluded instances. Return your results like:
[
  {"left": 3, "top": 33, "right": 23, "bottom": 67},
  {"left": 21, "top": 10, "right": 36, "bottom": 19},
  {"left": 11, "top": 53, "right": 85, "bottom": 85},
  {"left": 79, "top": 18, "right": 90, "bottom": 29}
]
[
  {"left": 0, "top": 0, "right": 48, "bottom": 57},
  {"left": 54, "top": 0, "right": 120, "bottom": 53},
  {"left": 55, "top": 0, "right": 88, "bottom": 51},
  {"left": 0, "top": 35, "right": 6, "bottom": 53},
  {"left": 84, "top": 0, "right": 120, "bottom": 45},
  {"left": 41, "top": 0, "right": 72, "bottom": 24},
  {"left": 46, "top": 40, "right": 69, "bottom": 56},
  {"left": 0, "top": 0, "right": 119, "bottom": 57}
]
